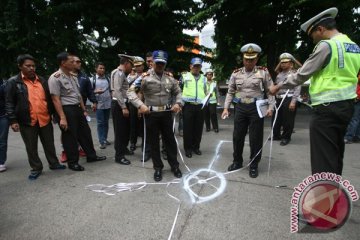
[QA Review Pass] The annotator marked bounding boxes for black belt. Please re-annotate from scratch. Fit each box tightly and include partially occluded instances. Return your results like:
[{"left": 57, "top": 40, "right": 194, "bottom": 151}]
[{"left": 63, "top": 104, "right": 81, "bottom": 107}]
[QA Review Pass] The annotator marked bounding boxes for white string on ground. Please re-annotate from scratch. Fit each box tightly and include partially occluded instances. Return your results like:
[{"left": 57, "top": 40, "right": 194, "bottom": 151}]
[
  {"left": 165, "top": 180, "right": 182, "bottom": 240},
  {"left": 205, "top": 90, "right": 290, "bottom": 182},
  {"left": 142, "top": 116, "right": 146, "bottom": 167},
  {"left": 268, "top": 89, "right": 289, "bottom": 177},
  {"left": 172, "top": 115, "right": 191, "bottom": 172}
]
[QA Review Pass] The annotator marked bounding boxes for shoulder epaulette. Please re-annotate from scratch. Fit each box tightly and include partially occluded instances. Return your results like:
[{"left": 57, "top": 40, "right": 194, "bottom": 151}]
[
  {"left": 53, "top": 71, "right": 61, "bottom": 78},
  {"left": 165, "top": 71, "right": 174, "bottom": 77},
  {"left": 141, "top": 72, "right": 150, "bottom": 77},
  {"left": 258, "top": 66, "right": 268, "bottom": 71},
  {"left": 233, "top": 68, "right": 240, "bottom": 73}
]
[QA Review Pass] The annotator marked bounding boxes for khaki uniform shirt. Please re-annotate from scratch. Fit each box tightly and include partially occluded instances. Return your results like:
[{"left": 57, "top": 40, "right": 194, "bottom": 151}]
[
  {"left": 224, "top": 66, "right": 275, "bottom": 110},
  {"left": 48, "top": 68, "right": 81, "bottom": 105},
  {"left": 275, "top": 70, "right": 301, "bottom": 103},
  {"left": 127, "top": 69, "right": 182, "bottom": 108},
  {"left": 111, "top": 67, "right": 128, "bottom": 109}
]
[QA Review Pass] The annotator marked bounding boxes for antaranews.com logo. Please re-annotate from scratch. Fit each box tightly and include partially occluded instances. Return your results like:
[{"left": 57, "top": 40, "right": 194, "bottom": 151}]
[{"left": 290, "top": 172, "right": 359, "bottom": 233}]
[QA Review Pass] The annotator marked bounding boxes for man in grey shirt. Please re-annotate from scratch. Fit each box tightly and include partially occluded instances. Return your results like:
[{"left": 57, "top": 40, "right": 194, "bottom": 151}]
[{"left": 91, "top": 62, "right": 112, "bottom": 149}]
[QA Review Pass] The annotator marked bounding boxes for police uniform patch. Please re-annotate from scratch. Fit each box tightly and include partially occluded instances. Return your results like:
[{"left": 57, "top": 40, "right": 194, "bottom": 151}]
[{"left": 344, "top": 43, "right": 360, "bottom": 53}]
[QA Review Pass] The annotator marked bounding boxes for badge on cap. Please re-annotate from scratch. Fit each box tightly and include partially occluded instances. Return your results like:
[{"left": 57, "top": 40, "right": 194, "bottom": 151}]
[{"left": 241, "top": 43, "right": 262, "bottom": 59}]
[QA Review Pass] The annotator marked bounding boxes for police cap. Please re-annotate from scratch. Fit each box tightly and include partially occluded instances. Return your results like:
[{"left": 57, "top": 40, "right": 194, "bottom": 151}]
[
  {"left": 152, "top": 50, "right": 168, "bottom": 64},
  {"left": 279, "top": 53, "right": 295, "bottom": 63},
  {"left": 133, "top": 56, "right": 145, "bottom": 66},
  {"left": 190, "top": 57, "right": 203, "bottom": 66},
  {"left": 240, "top": 43, "right": 262, "bottom": 59},
  {"left": 301, "top": 7, "right": 338, "bottom": 35},
  {"left": 118, "top": 54, "right": 135, "bottom": 64}
]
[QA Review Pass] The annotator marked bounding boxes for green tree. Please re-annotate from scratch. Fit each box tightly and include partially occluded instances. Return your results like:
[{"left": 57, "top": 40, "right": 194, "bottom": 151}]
[
  {"left": 0, "top": 0, "right": 205, "bottom": 78},
  {"left": 194, "top": 0, "right": 360, "bottom": 81}
]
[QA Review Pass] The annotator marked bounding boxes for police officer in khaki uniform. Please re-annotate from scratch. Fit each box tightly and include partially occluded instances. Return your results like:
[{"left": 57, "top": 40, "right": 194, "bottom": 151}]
[
  {"left": 111, "top": 54, "right": 135, "bottom": 165},
  {"left": 222, "top": 44, "right": 275, "bottom": 178},
  {"left": 127, "top": 50, "right": 182, "bottom": 182},
  {"left": 272, "top": 53, "right": 301, "bottom": 146},
  {"left": 49, "top": 52, "right": 106, "bottom": 171},
  {"left": 128, "top": 57, "right": 145, "bottom": 152}
]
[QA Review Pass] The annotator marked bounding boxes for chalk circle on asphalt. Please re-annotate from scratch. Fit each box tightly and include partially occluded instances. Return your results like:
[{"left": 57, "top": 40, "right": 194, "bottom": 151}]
[{"left": 183, "top": 168, "right": 227, "bottom": 204}]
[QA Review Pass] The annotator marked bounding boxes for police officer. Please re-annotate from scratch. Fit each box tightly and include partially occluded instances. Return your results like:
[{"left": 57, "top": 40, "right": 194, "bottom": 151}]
[
  {"left": 128, "top": 56, "right": 145, "bottom": 152},
  {"left": 49, "top": 52, "right": 106, "bottom": 171},
  {"left": 181, "top": 57, "right": 207, "bottom": 158},
  {"left": 127, "top": 50, "right": 182, "bottom": 182},
  {"left": 270, "top": 8, "right": 360, "bottom": 175},
  {"left": 203, "top": 69, "right": 219, "bottom": 133},
  {"left": 111, "top": 54, "right": 135, "bottom": 165},
  {"left": 272, "top": 53, "right": 301, "bottom": 146},
  {"left": 222, "top": 43, "right": 275, "bottom": 178}
]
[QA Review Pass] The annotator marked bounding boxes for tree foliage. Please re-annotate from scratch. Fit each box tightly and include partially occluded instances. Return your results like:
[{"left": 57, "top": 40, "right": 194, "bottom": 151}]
[
  {"left": 0, "top": 0, "right": 204, "bottom": 78},
  {"left": 196, "top": 0, "right": 360, "bottom": 81}
]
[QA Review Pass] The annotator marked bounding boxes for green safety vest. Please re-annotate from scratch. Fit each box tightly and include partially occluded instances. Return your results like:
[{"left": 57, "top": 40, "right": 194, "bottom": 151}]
[
  {"left": 310, "top": 34, "right": 360, "bottom": 106},
  {"left": 206, "top": 81, "right": 217, "bottom": 104},
  {"left": 182, "top": 72, "right": 206, "bottom": 103}
]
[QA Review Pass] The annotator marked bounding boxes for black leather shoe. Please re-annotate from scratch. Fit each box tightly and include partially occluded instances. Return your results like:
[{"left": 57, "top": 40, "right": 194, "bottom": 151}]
[
  {"left": 185, "top": 151, "right": 192, "bottom": 158},
  {"left": 172, "top": 167, "right": 182, "bottom": 178},
  {"left": 193, "top": 149, "right": 202, "bottom": 155},
  {"left": 280, "top": 139, "right": 290, "bottom": 146},
  {"left": 125, "top": 148, "right": 134, "bottom": 155},
  {"left": 130, "top": 143, "right": 136, "bottom": 151},
  {"left": 249, "top": 168, "right": 258, "bottom": 178},
  {"left": 68, "top": 164, "right": 85, "bottom": 171},
  {"left": 87, "top": 156, "right": 106, "bottom": 162},
  {"left": 115, "top": 158, "right": 131, "bottom": 165},
  {"left": 214, "top": 129, "right": 219, "bottom": 133},
  {"left": 49, "top": 164, "right": 66, "bottom": 170},
  {"left": 105, "top": 140, "right": 111, "bottom": 145},
  {"left": 227, "top": 162, "right": 242, "bottom": 171},
  {"left": 154, "top": 169, "right": 162, "bottom": 182}
]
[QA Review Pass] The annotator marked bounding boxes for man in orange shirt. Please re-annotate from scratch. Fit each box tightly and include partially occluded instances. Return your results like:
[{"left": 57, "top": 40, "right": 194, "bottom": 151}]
[{"left": 6, "top": 54, "right": 66, "bottom": 180}]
